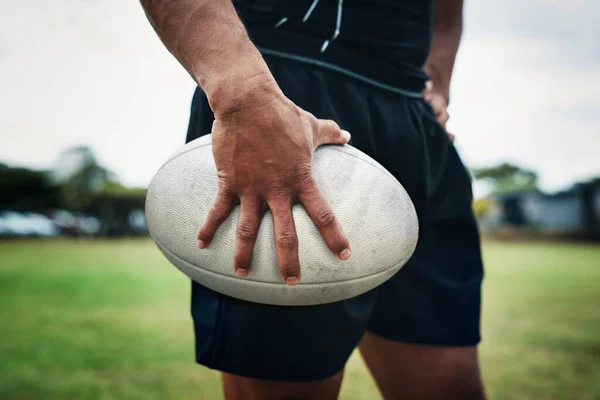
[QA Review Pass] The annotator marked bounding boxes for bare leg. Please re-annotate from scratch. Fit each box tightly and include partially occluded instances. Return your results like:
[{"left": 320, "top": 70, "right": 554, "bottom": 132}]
[
  {"left": 221, "top": 369, "right": 344, "bottom": 400},
  {"left": 359, "top": 332, "right": 486, "bottom": 400}
]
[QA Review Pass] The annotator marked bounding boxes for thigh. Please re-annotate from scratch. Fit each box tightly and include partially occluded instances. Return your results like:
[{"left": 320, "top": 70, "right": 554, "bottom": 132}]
[
  {"left": 221, "top": 370, "right": 344, "bottom": 400},
  {"left": 359, "top": 333, "right": 486, "bottom": 400},
  {"left": 366, "top": 107, "right": 484, "bottom": 346},
  {"left": 359, "top": 108, "right": 486, "bottom": 399}
]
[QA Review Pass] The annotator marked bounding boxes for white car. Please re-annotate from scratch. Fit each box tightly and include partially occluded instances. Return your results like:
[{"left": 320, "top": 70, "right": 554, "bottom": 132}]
[{"left": 0, "top": 211, "right": 59, "bottom": 237}]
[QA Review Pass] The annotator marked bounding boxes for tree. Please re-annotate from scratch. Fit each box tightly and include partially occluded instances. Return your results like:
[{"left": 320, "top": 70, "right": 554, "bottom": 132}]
[
  {"left": 472, "top": 197, "right": 494, "bottom": 220},
  {"left": 0, "top": 164, "right": 61, "bottom": 210},
  {"left": 472, "top": 163, "right": 539, "bottom": 195}
]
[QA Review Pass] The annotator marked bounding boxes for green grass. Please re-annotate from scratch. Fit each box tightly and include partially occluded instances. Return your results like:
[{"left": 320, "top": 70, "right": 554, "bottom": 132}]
[{"left": 0, "top": 239, "right": 598, "bottom": 400}]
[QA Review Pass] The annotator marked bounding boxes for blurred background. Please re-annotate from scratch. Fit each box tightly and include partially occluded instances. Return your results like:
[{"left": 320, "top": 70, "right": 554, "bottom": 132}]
[{"left": 1, "top": 0, "right": 599, "bottom": 399}]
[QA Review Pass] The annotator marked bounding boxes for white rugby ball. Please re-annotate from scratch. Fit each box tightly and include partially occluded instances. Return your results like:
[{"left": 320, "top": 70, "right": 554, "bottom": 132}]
[{"left": 146, "top": 135, "right": 418, "bottom": 306}]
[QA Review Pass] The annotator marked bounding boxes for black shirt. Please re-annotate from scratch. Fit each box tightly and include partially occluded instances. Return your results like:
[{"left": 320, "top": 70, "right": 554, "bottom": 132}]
[{"left": 234, "top": 0, "right": 433, "bottom": 97}]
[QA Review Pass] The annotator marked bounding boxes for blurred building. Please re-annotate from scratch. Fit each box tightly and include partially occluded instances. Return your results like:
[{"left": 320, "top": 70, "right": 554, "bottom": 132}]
[{"left": 480, "top": 180, "right": 600, "bottom": 239}]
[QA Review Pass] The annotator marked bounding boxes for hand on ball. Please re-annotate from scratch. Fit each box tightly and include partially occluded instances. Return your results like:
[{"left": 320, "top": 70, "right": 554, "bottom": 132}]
[{"left": 197, "top": 77, "right": 352, "bottom": 286}]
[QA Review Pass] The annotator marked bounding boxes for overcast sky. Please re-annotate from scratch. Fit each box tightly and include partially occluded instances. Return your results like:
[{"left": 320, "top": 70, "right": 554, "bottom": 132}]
[{"left": 1, "top": 0, "right": 598, "bottom": 197}]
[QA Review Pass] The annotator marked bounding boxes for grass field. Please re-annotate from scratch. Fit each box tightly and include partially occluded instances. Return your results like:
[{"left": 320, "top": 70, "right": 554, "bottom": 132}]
[{"left": 1, "top": 239, "right": 599, "bottom": 400}]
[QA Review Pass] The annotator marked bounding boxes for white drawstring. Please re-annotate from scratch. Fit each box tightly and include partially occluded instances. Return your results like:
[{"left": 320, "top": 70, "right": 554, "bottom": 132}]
[
  {"left": 275, "top": 0, "right": 319, "bottom": 28},
  {"left": 320, "top": 0, "right": 343, "bottom": 53},
  {"left": 302, "top": 0, "right": 320, "bottom": 22},
  {"left": 273, "top": 0, "right": 343, "bottom": 54},
  {"left": 274, "top": 17, "right": 288, "bottom": 28}
]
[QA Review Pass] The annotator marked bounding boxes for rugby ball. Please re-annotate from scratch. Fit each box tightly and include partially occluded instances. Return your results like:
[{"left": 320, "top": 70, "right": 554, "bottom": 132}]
[{"left": 146, "top": 135, "right": 418, "bottom": 306}]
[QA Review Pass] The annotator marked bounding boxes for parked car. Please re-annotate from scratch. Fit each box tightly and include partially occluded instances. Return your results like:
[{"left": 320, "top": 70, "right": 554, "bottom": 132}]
[
  {"left": 0, "top": 211, "right": 59, "bottom": 237},
  {"left": 50, "top": 209, "right": 101, "bottom": 236}
]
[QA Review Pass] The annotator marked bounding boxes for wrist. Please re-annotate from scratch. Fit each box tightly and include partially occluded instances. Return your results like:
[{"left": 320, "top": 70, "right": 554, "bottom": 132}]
[
  {"left": 197, "top": 40, "right": 281, "bottom": 116},
  {"left": 208, "top": 70, "right": 283, "bottom": 117},
  {"left": 424, "top": 65, "right": 450, "bottom": 103}
]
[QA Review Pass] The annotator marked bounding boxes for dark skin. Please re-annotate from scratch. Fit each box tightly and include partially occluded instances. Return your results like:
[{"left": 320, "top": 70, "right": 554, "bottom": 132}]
[
  {"left": 424, "top": 0, "right": 464, "bottom": 139},
  {"left": 140, "top": 0, "right": 486, "bottom": 398},
  {"left": 141, "top": 0, "right": 351, "bottom": 286},
  {"left": 359, "top": 333, "right": 486, "bottom": 400},
  {"left": 201, "top": 92, "right": 352, "bottom": 284}
]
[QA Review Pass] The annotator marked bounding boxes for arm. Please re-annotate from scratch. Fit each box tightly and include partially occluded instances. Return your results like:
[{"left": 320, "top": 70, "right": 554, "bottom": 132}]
[
  {"left": 422, "top": 0, "right": 463, "bottom": 137},
  {"left": 140, "top": 1, "right": 351, "bottom": 284},
  {"left": 140, "top": 0, "right": 275, "bottom": 115},
  {"left": 424, "top": 0, "right": 464, "bottom": 104}
]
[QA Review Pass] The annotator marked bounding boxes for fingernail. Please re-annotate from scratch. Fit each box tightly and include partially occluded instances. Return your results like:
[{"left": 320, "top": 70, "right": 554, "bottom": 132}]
[
  {"left": 285, "top": 276, "right": 299, "bottom": 286},
  {"left": 197, "top": 239, "right": 206, "bottom": 249},
  {"left": 236, "top": 269, "right": 248, "bottom": 278},
  {"left": 339, "top": 248, "right": 352, "bottom": 260},
  {"left": 341, "top": 130, "right": 351, "bottom": 142}
]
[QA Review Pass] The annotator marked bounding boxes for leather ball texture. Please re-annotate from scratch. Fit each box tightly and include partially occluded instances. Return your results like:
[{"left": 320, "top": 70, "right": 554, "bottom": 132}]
[{"left": 146, "top": 135, "right": 418, "bottom": 306}]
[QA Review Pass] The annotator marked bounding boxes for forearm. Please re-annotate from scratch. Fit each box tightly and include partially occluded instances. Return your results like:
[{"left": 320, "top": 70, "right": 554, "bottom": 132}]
[
  {"left": 424, "top": 0, "right": 463, "bottom": 103},
  {"left": 140, "top": 0, "right": 278, "bottom": 115}
]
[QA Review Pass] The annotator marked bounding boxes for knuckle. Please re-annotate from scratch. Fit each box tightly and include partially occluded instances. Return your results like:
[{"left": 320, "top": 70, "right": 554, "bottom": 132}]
[
  {"left": 276, "top": 231, "right": 298, "bottom": 249},
  {"left": 313, "top": 207, "right": 336, "bottom": 229},
  {"left": 295, "top": 166, "right": 314, "bottom": 190},
  {"left": 323, "top": 118, "right": 339, "bottom": 130},
  {"left": 217, "top": 174, "right": 234, "bottom": 188},
  {"left": 267, "top": 180, "right": 290, "bottom": 199},
  {"left": 304, "top": 110, "right": 318, "bottom": 129},
  {"left": 236, "top": 222, "right": 258, "bottom": 241},
  {"left": 217, "top": 183, "right": 234, "bottom": 198}
]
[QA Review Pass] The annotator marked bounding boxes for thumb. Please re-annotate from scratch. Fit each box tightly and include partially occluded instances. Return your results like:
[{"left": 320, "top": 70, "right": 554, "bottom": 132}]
[{"left": 314, "top": 119, "right": 351, "bottom": 148}]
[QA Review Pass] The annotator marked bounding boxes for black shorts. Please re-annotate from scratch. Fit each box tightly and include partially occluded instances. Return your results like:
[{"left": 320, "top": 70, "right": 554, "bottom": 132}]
[{"left": 185, "top": 55, "right": 484, "bottom": 382}]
